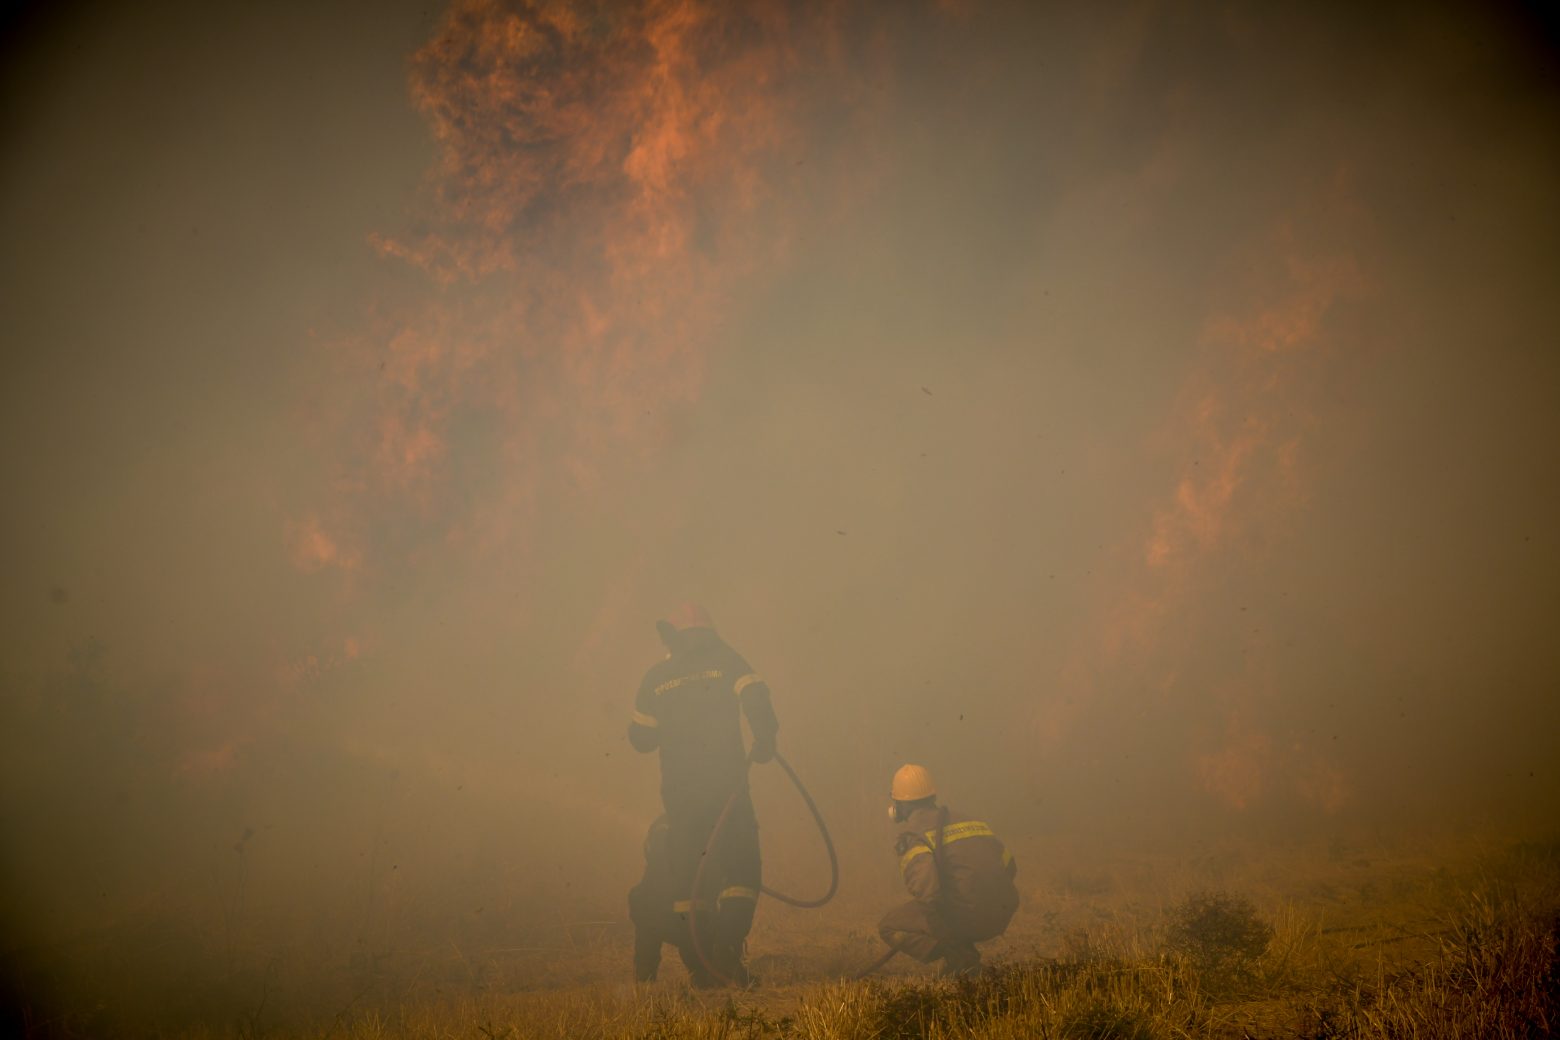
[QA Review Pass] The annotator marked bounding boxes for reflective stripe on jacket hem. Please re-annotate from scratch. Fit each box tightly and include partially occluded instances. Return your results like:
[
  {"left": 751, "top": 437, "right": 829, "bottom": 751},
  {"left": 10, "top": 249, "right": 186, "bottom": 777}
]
[
  {"left": 718, "top": 886, "right": 759, "bottom": 903},
  {"left": 671, "top": 898, "right": 717, "bottom": 913}
]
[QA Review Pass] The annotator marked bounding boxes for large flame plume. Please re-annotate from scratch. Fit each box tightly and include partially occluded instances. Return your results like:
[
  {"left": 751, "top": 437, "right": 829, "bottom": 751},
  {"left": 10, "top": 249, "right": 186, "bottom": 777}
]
[{"left": 297, "top": 1, "right": 865, "bottom": 580}]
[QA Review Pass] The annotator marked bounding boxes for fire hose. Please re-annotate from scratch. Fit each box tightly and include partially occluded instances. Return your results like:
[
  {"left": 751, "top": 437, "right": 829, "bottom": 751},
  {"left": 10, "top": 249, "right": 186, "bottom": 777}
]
[
  {"left": 684, "top": 750, "right": 912, "bottom": 986},
  {"left": 686, "top": 749, "right": 838, "bottom": 986}
]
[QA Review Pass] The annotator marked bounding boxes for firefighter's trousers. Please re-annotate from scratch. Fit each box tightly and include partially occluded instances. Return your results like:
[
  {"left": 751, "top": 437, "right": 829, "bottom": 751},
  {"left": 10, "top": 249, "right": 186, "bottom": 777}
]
[
  {"left": 666, "top": 787, "right": 761, "bottom": 974},
  {"left": 879, "top": 897, "right": 1014, "bottom": 964}
]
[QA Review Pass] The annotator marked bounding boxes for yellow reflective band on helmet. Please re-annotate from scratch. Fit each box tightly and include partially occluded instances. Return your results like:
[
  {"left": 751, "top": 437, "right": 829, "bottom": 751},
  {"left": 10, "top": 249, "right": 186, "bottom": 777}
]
[
  {"left": 927, "top": 821, "right": 996, "bottom": 846},
  {"left": 654, "top": 670, "right": 725, "bottom": 696},
  {"left": 718, "top": 886, "right": 758, "bottom": 903},
  {"left": 630, "top": 710, "right": 658, "bottom": 728},
  {"left": 733, "top": 673, "right": 763, "bottom": 697},
  {"left": 900, "top": 843, "right": 932, "bottom": 871}
]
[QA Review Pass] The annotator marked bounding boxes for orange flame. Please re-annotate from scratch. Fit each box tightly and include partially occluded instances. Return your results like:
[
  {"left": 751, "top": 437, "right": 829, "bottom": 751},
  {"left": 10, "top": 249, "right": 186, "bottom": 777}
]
[
  {"left": 288, "top": 514, "right": 359, "bottom": 574},
  {"left": 296, "top": 0, "right": 972, "bottom": 583},
  {"left": 1048, "top": 185, "right": 1372, "bottom": 813},
  {"left": 1145, "top": 218, "right": 1369, "bottom": 577},
  {"left": 294, "top": 1, "right": 856, "bottom": 570}
]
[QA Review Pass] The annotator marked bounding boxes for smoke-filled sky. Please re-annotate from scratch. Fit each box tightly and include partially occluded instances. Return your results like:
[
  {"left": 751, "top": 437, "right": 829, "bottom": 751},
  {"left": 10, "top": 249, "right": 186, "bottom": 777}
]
[{"left": 2, "top": 0, "right": 1559, "bottom": 1022}]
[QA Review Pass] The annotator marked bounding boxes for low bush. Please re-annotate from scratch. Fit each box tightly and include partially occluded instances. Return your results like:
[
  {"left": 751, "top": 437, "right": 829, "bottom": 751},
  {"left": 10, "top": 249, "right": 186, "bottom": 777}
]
[{"left": 1163, "top": 891, "right": 1273, "bottom": 993}]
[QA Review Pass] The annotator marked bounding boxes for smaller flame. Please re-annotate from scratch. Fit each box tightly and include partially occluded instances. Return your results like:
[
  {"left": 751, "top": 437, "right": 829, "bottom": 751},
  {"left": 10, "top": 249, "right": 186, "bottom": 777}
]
[
  {"left": 288, "top": 515, "right": 358, "bottom": 574},
  {"left": 1197, "top": 719, "right": 1271, "bottom": 810}
]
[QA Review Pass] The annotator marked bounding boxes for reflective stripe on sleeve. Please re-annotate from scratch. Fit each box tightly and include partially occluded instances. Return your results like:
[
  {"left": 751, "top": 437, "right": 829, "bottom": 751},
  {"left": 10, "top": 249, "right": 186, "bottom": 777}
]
[
  {"left": 630, "top": 710, "right": 658, "bottom": 728},
  {"left": 718, "top": 886, "right": 759, "bottom": 903},
  {"left": 900, "top": 843, "right": 932, "bottom": 871},
  {"left": 672, "top": 898, "right": 715, "bottom": 914},
  {"left": 1002, "top": 848, "right": 1014, "bottom": 869},
  {"left": 733, "top": 673, "right": 763, "bottom": 697}
]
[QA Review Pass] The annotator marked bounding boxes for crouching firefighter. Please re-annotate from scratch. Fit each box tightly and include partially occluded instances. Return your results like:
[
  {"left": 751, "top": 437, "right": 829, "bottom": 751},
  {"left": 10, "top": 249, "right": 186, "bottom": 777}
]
[
  {"left": 627, "top": 603, "right": 778, "bottom": 986},
  {"left": 879, "top": 764, "right": 1019, "bottom": 977}
]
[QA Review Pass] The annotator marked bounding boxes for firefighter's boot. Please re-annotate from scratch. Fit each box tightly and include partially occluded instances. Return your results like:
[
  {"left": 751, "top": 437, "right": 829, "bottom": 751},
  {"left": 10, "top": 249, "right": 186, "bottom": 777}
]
[
  {"left": 716, "top": 890, "right": 757, "bottom": 986},
  {"left": 633, "top": 931, "right": 661, "bottom": 982},
  {"left": 936, "top": 941, "right": 981, "bottom": 978},
  {"left": 714, "top": 939, "right": 751, "bottom": 987}
]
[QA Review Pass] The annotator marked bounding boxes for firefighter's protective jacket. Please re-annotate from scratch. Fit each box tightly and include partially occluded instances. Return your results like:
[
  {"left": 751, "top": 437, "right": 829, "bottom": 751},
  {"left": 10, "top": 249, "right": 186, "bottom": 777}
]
[
  {"left": 894, "top": 804, "right": 1018, "bottom": 931},
  {"left": 627, "top": 627, "right": 778, "bottom": 807}
]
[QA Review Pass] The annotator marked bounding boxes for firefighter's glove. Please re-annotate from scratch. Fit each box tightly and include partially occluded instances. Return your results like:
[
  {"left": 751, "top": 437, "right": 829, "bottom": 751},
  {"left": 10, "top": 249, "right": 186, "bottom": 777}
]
[{"left": 750, "top": 735, "right": 776, "bottom": 764}]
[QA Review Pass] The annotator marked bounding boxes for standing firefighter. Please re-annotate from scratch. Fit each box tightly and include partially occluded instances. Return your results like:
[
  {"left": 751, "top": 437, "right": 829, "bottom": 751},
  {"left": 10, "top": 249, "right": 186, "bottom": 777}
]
[
  {"left": 627, "top": 603, "right": 778, "bottom": 985},
  {"left": 879, "top": 764, "right": 1019, "bottom": 977}
]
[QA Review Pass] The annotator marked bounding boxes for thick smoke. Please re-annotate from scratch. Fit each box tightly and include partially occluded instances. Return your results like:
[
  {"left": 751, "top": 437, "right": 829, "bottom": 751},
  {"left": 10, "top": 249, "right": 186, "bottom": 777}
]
[{"left": 2, "top": 0, "right": 1557, "bottom": 1031}]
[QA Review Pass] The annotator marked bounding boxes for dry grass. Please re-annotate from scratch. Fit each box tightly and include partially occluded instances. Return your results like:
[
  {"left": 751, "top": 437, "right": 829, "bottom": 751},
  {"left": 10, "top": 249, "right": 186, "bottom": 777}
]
[
  {"left": 15, "top": 833, "right": 1559, "bottom": 1039},
  {"left": 200, "top": 892, "right": 1551, "bottom": 1040}
]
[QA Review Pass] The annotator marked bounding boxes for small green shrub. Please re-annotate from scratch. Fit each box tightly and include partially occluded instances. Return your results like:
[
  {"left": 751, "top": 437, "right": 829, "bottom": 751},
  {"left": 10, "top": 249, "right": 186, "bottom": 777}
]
[{"left": 1164, "top": 892, "right": 1272, "bottom": 988}]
